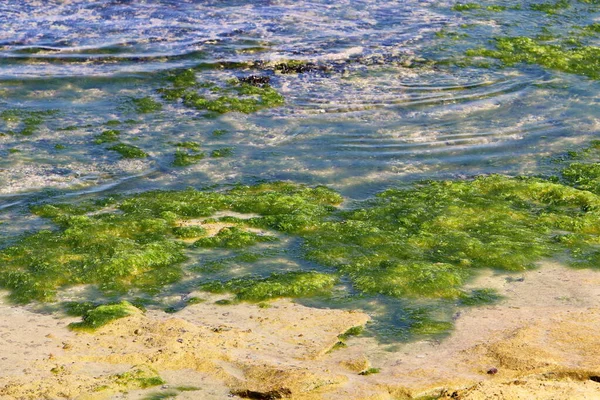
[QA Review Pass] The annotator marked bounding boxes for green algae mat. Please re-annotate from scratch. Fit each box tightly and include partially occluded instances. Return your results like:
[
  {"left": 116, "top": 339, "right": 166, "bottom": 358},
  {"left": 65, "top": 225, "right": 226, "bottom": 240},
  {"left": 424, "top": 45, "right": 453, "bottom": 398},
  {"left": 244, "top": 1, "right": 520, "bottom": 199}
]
[{"left": 4, "top": 142, "right": 600, "bottom": 337}]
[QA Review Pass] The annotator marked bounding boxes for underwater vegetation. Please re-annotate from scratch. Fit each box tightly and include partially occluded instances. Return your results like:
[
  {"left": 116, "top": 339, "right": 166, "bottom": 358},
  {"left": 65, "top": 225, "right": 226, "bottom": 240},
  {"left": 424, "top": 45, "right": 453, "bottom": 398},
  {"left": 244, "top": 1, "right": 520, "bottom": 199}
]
[
  {"left": 3, "top": 143, "right": 600, "bottom": 337},
  {"left": 130, "top": 96, "right": 163, "bottom": 114},
  {"left": 94, "top": 129, "right": 121, "bottom": 144},
  {"left": 0, "top": 183, "right": 340, "bottom": 303},
  {"left": 466, "top": 37, "right": 600, "bottom": 79},
  {"left": 0, "top": 109, "right": 57, "bottom": 136},
  {"left": 157, "top": 69, "right": 284, "bottom": 114},
  {"left": 172, "top": 141, "right": 204, "bottom": 167},
  {"left": 210, "top": 147, "right": 234, "bottom": 158},
  {"left": 449, "top": 1, "right": 600, "bottom": 79},
  {"left": 108, "top": 143, "right": 148, "bottom": 159},
  {"left": 172, "top": 150, "right": 205, "bottom": 167},
  {"left": 193, "top": 226, "right": 278, "bottom": 248},
  {"left": 201, "top": 271, "right": 337, "bottom": 301}
]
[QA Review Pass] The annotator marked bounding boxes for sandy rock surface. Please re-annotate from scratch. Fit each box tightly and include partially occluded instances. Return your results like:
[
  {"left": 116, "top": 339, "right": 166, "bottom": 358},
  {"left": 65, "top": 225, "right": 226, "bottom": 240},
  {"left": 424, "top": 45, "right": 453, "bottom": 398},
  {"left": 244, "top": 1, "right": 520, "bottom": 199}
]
[{"left": 1, "top": 263, "right": 600, "bottom": 399}]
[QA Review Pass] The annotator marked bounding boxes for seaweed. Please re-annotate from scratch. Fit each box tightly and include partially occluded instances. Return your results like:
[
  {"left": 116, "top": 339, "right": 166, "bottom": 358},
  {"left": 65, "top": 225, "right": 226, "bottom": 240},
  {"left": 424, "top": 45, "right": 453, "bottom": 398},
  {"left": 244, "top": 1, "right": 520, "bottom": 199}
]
[
  {"left": 175, "top": 141, "right": 201, "bottom": 151},
  {"left": 452, "top": 3, "right": 482, "bottom": 11},
  {"left": 172, "top": 150, "right": 205, "bottom": 167},
  {"left": 458, "top": 288, "right": 503, "bottom": 306},
  {"left": 210, "top": 147, "right": 234, "bottom": 158},
  {"left": 108, "top": 143, "right": 149, "bottom": 158},
  {"left": 466, "top": 37, "right": 600, "bottom": 79},
  {"left": 0, "top": 109, "right": 57, "bottom": 136},
  {"left": 68, "top": 301, "right": 139, "bottom": 331},
  {"left": 158, "top": 70, "right": 284, "bottom": 114},
  {"left": 94, "top": 129, "right": 120, "bottom": 144},
  {"left": 530, "top": 0, "right": 571, "bottom": 14},
  {"left": 201, "top": 271, "right": 338, "bottom": 301},
  {"left": 112, "top": 366, "right": 165, "bottom": 389},
  {"left": 193, "top": 226, "right": 277, "bottom": 248},
  {"left": 131, "top": 96, "right": 163, "bottom": 113},
  {"left": 6, "top": 148, "right": 600, "bottom": 337}
]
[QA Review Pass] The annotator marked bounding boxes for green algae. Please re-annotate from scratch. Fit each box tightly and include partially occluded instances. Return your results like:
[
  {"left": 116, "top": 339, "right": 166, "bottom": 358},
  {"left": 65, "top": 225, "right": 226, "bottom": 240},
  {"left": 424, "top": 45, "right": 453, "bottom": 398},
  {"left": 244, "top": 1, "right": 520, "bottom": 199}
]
[
  {"left": 131, "top": 96, "right": 163, "bottom": 113},
  {"left": 112, "top": 367, "right": 165, "bottom": 389},
  {"left": 0, "top": 183, "right": 339, "bottom": 303},
  {"left": 172, "top": 226, "right": 207, "bottom": 239},
  {"left": 212, "top": 129, "right": 228, "bottom": 137},
  {"left": 358, "top": 368, "right": 380, "bottom": 376},
  {"left": 193, "top": 226, "right": 277, "bottom": 248},
  {"left": 302, "top": 173, "right": 600, "bottom": 302},
  {"left": 201, "top": 271, "right": 338, "bottom": 301},
  {"left": 452, "top": 3, "right": 482, "bottom": 11},
  {"left": 68, "top": 301, "right": 138, "bottom": 331},
  {"left": 210, "top": 147, "right": 233, "bottom": 158},
  {"left": 339, "top": 326, "right": 364, "bottom": 340},
  {"left": 486, "top": 5, "right": 508, "bottom": 11},
  {"left": 452, "top": 2, "right": 508, "bottom": 12},
  {"left": 442, "top": 0, "right": 600, "bottom": 80},
  {"left": 172, "top": 150, "right": 205, "bottom": 167},
  {"left": 5, "top": 150, "right": 600, "bottom": 337},
  {"left": 451, "top": 0, "right": 600, "bottom": 80},
  {"left": 94, "top": 129, "right": 121, "bottom": 144},
  {"left": 466, "top": 37, "right": 600, "bottom": 79},
  {"left": 108, "top": 143, "right": 149, "bottom": 158},
  {"left": 458, "top": 288, "right": 503, "bottom": 306},
  {"left": 158, "top": 69, "right": 284, "bottom": 114},
  {"left": 404, "top": 308, "right": 454, "bottom": 336},
  {"left": 530, "top": 0, "right": 571, "bottom": 14},
  {"left": 143, "top": 391, "right": 178, "bottom": 400},
  {"left": 0, "top": 109, "right": 57, "bottom": 136},
  {"left": 0, "top": 203, "right": 186, "bottom": 302},
  {"left": 175, "top": 141, "right": 201, "bottom": 151}
]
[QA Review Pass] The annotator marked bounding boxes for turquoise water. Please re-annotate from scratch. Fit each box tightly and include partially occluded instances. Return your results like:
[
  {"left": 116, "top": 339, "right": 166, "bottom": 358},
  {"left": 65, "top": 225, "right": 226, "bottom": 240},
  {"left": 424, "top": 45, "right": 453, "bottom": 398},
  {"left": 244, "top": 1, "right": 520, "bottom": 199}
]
[{"left": 1, "top": 0, "right": 599, "bottom": 340}]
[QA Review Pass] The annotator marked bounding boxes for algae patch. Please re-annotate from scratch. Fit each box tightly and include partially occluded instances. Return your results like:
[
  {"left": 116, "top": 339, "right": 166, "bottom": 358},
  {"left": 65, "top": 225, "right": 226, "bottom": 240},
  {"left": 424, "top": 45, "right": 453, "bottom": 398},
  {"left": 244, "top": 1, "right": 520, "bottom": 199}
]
[
  {"left": 4, "top": 147, "right": 600, "bottom": 337},
  {"left": 0, "top": 109, "right": 58, "bottom": 136},
  {"left": 0, "top": 183, "right": 339, "bottom": 303},
  {"left": 446, "top": 1, "right": 600, "bottom": 80},
  {"left": 94, "top": 129, "right": 121, "bottom": 144},
  {"left": 108, "top": 143, "right": 149, "bottom": 159},
  {"left": 158, "top": 69, "right": 284, "bottom": 114},
  {"left": 172, "top": 149, "right": 205, "bottom": 167},
  {"left": 466, "top": 37, "right": 600, "bottom": 79},
  {"left": 130, "top": 96, "right": 163, "bottom": 114},
  {"left": 68, "top": 301, "right": 139, "bottom": 332},
  {"left": 201, "top": 271, "right": 338, "bottom": 301}
]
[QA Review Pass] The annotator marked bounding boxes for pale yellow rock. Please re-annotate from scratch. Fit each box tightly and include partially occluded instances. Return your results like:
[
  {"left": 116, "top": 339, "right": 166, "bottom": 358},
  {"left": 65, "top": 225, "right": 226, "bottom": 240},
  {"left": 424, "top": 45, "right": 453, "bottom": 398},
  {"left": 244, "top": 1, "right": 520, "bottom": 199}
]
[{"left": 3, "top": 263, "right": 600, "bottom": 399}]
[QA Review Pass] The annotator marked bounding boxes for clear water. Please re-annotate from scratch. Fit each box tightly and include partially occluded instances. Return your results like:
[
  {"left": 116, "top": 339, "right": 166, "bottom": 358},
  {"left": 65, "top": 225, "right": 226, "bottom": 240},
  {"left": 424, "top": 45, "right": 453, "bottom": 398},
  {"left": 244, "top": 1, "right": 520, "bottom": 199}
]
[{"left": 1, "top": 0, "right": 599, "bottom": 339}]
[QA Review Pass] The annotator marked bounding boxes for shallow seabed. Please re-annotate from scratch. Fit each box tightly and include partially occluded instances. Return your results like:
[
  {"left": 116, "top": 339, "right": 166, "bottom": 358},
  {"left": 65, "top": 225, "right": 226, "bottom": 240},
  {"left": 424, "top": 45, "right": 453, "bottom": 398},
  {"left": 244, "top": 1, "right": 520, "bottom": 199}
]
[{"left": 1, "top": 0, "right": 600, "bottom": 355}]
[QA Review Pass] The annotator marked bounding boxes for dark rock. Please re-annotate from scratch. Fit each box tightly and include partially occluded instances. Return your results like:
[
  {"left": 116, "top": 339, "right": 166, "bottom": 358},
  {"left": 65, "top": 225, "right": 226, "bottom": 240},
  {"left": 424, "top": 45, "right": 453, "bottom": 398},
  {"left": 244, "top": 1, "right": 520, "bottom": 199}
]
[
  {"left": 231, "top": 388, "right": 292, "bottom": 399},
  {"left": 239, "top": 75, "right": 271, "bottom": 86}
]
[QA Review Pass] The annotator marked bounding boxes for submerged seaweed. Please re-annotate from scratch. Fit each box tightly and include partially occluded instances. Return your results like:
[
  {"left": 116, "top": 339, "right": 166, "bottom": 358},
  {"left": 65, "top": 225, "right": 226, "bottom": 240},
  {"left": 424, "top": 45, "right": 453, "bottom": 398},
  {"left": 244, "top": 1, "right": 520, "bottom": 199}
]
[
  {"left": 3, "top": 142, "right": 600, "bottom": 338},
  {"left": 157, "top": 69, "right": 284, "bottom": 114},
  {"left": 0, "top": 109, "right": 58, "bottom": 136}
]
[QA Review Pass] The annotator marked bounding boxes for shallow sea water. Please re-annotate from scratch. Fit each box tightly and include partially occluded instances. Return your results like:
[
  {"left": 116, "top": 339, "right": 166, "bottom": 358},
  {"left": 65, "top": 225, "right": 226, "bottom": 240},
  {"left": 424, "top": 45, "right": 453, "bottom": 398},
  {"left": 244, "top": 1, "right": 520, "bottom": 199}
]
[{"left": 1, "top": 0, "right": 599, "bottom": 341}]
